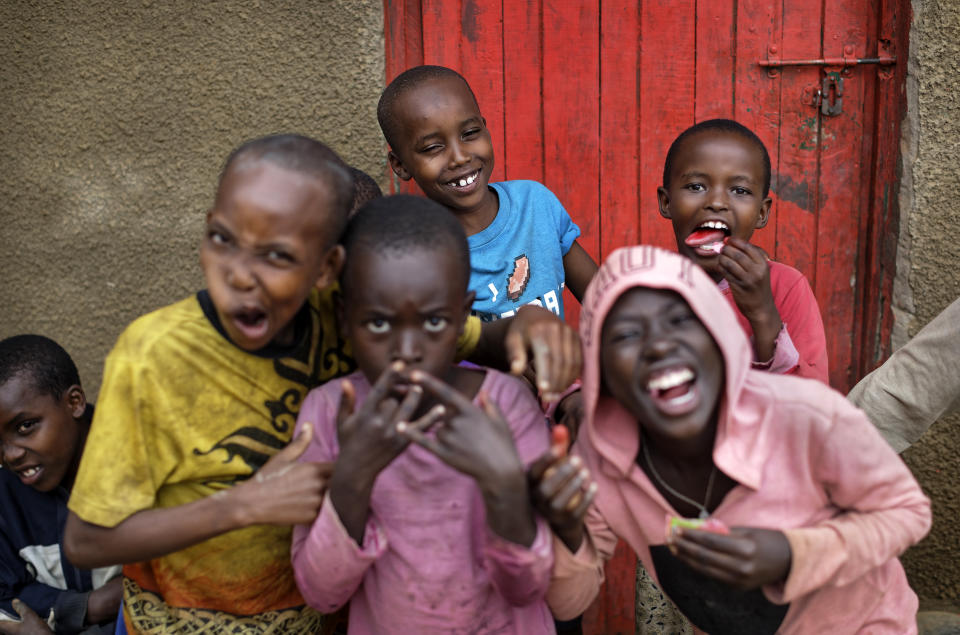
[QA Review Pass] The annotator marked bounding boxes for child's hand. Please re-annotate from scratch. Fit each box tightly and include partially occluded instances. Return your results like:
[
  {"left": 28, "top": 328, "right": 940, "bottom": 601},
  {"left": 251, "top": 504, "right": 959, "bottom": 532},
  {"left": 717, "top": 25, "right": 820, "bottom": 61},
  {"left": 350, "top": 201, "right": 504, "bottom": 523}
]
[
  {"left": 528, "top": 446, "right": 597, "bottom": 552},
  {"left": 86, "top": 576, "right": 123, "bottom": 626},
  {"left": 0, "top": 599, "right": 52, "bottom": 634},
  {"left": 329, "top": 362, "right": 444, "bottom": 543},
  {"left": 231, "top": 423, "right": 334, "bottom": 527},
  {"left": 553, "top": 390, "right": 584, "bottom": 440},
  {"left": 505, "top": 305, "right": 582, "bottom": 402},
  {"left": 718, "top": 237, "right": 783, "bottom": 361},
  {"left": 399, "top": 369, "right": 537, "bottom": 547},
  {"left": 669, "top": 525, "right": 792, "bottom": 590}
]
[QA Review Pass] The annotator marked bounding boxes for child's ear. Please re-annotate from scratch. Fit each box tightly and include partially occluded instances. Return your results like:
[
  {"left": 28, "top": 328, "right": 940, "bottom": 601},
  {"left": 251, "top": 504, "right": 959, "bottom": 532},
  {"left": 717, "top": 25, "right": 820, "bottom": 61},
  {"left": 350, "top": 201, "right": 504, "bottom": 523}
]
[
  {"left": 388, "top": 150, "right": 412, "bottom": 181},
  {"left": 63, "top": 385, "right": 86, "bottom": 420},
  {"left": 755, "top": 196, "right": 773, "bottom": 229},
  {"left": 314, "top": 244, "right": 346, "bottom": 291},
  {"left": 458, "top": 291, "right": 476, "bottom": 334},
  {"left": 657, "top": 186, "right": 672, "bottom": 219}
]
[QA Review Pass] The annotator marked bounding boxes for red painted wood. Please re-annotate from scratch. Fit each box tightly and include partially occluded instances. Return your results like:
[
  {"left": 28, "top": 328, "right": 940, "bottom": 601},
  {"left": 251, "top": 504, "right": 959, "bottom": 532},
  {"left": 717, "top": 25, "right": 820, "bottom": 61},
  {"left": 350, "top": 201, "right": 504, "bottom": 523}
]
[
  {"left": 382, "top": 1, "right": 910, "bottom": 629},
  {"left": 733, "top": 0, "right": 781, "bottom": 260},
  {"left": 638, "top": 0, "right": 696, "bottom": 251},
  {"left": 773, "top": 2, "right": 822, "bottom": 280},
  {"left": 542, "top": 1, "right": 600, "bottom": 329},
  {"left": 817, "top": 0, "right": 871, "bottom": 388},
  {"left": 599, "top": 1, "right": 639, "bottom": 259},
  {"left": 502, "top": 0, "right": 544, "bottom": 183}
]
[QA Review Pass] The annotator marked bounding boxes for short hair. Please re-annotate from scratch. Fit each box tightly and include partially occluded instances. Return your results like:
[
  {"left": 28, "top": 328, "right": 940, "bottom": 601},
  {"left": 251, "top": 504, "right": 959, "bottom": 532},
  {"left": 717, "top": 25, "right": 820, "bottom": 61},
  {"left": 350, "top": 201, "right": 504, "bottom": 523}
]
[
  {"left": 662, "top": 119, "right": 772, "bottom": 197},
  {"left": 340, "top": 194, "right": 470, "bottom": 297},
  {"left": 348, "top": 166, "right": 384, "bottom": 218},
  {"left": 377, "top": 65, "right": 479, "bottom": 150},
  {"left": 219, "top": 134, "right": 354, "bottom": 243},
  {"left": 0, "top": 335, "right": 81, "bottom": 399}
]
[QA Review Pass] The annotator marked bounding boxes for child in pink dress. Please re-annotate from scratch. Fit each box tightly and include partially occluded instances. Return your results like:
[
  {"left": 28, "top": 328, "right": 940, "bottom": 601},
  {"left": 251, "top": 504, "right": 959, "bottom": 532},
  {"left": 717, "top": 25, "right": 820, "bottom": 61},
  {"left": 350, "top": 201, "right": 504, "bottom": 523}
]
[{"left": 291, "top": 195, "right": 555, "bottom": 634}]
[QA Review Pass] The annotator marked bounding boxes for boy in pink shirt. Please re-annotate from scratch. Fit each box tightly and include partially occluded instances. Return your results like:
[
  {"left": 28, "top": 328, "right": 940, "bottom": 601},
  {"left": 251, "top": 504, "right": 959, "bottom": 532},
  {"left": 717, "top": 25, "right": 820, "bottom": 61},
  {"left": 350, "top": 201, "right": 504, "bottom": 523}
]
[
  {"left": 658, "top": 119, "right": 829, "bottom": 383},
  {"left": 533, "top": 245, "right": 931, "bottom": 633},
  {"left": 291, "top": 195, "right": 555, "bottom": 634}
]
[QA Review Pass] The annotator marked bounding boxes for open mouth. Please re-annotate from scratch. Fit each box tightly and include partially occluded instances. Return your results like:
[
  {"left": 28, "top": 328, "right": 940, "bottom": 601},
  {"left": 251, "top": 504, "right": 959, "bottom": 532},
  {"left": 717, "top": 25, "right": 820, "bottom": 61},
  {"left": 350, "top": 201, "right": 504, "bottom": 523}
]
[
  {"left": 17, "top": 465, "right": 42, "bottom": 485},
  {"left": 684, "top": 221, "right": 730, "bottom": 255},
  {"left": 445, "top": 169, "right": 480, "bottom": 190},
  {"left": 645, "top": 366, "right": 700, "bottom": 415},
  {"left": 230, "top": 306, "right": 269, "bottom": 341}
]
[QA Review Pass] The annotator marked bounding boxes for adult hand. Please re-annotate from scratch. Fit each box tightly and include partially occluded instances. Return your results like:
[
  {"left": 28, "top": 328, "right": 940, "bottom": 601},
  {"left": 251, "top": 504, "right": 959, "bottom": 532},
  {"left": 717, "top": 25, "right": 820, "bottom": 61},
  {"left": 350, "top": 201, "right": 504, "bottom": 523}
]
[
  {"left": 669, "top": 525, "right": 792, "bottom": 590},
  {"left": 230, "top": 422, "right": 334, "bottom": 527},
  {"left": 0, "top": 600, "right": 52, "bottom": 635},
  {"left": 505, "top": 305, "right": 581, "bottom": 402}
]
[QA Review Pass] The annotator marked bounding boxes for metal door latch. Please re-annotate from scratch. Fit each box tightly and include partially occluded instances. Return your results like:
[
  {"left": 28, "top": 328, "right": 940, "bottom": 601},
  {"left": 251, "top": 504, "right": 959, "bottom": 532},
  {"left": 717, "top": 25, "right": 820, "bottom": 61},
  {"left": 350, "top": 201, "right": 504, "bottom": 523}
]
[{"left": 818, "top": 74, "right": 843, "bottom": 116}]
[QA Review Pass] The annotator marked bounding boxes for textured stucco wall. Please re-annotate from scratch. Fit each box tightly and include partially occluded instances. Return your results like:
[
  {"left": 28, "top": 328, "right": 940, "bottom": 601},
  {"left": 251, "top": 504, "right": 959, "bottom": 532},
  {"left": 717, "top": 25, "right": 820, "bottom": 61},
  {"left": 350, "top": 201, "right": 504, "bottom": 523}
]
[
  {"left": 0, "top": 0, "right": 386, "bottom": 396},
  {"left": 894, "top": 0, "right": 960, "bottom": 603}
]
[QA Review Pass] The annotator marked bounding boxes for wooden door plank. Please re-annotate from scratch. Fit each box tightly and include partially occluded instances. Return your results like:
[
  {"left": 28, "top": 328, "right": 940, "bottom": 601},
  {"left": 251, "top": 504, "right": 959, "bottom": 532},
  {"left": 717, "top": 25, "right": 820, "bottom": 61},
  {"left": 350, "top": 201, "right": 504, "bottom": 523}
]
[
  {"left": 422, "top": 0, "right": 461, "bottom": 68},
  {"left": 855, "top": 0, "right": 909, "bottom": 379},
  {"left": 502, "top": 0, "right": 544, "bottom": 183},
  {"left": 639, "top": 0, "right": 696, "bottom": 251},
  {"left": 695, "top": 0, "right": 736, "bottom": 120},
  {"left": 733, "top": 0, "right": 781, "bottom": 260},
  {"left": 771, "top": 2, "right": 821, "bottom": 281},
  {"left": 599, "top": 0, "right": 640, "bottom": 260},
  {"left": 542, "top": 0, "right": 600, "bottom": 327},
  {"left": 817, "top": 0, "right": 871, "bottom": 389},
  {"left": 461, "top": 0, "right": 506, "bottom": 184}
]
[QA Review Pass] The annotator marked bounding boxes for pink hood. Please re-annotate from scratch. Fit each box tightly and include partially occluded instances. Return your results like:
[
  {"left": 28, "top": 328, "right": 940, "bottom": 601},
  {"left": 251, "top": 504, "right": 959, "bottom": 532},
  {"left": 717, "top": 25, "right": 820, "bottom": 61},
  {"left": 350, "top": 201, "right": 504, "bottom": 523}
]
[{"left": 579, "top": 245, "right": 762, "bottom": 487}]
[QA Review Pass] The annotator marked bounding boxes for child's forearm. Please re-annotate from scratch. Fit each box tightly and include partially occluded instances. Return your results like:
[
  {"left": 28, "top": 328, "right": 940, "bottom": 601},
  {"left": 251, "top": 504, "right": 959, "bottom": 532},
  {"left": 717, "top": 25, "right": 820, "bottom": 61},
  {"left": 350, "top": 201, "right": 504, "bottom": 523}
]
[
  {"left": 328, "top": 474, "right": 375, "bottom": 546},
  {"left": 481, "top": 472, "right": 537, "bottom": 548},
  {"left": 749, "top": 310, "right": 783, "bottom": 363},
  {"left": 64, "top": 493, "right": 245, "bottom": 569}
]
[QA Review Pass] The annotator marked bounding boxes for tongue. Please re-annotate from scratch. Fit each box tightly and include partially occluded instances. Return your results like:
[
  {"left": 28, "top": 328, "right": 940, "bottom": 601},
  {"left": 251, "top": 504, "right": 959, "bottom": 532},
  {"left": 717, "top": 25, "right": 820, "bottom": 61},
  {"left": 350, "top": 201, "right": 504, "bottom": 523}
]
[
  {"left": 685, "top": 229, "right": 726, "bottom": 247},
  {"left": 660, "top": 384, "right": 690, "bottom": 400}
]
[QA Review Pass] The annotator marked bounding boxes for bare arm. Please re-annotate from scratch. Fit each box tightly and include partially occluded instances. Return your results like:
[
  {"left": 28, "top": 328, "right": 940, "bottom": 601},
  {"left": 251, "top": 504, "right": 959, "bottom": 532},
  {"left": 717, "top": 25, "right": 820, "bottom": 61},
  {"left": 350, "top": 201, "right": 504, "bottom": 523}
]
[
  {"left": 562, "top": 240, "right": 598, "bottom": 303},
  {"left": 65, "top": 426, "right": 331, "bottom": 569}
]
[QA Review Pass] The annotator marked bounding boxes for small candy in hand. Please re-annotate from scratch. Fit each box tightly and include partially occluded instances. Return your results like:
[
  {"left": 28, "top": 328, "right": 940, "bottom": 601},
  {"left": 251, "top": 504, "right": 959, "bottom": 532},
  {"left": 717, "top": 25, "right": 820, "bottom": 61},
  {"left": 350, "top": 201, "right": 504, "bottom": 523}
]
[
  {"left": 551, "top": 425, "right": 570, "bottom": 456},
  {"left": 666, "top": 516, "right": 730, "bottom": 542}
]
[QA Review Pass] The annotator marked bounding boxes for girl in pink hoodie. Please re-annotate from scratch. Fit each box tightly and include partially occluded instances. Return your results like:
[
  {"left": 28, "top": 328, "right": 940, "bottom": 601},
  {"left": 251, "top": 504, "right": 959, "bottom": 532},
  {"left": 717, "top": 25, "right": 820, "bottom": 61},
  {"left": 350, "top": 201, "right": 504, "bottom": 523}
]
[{"left": 534, "top": 245, "right": 931, "bottom": 634}]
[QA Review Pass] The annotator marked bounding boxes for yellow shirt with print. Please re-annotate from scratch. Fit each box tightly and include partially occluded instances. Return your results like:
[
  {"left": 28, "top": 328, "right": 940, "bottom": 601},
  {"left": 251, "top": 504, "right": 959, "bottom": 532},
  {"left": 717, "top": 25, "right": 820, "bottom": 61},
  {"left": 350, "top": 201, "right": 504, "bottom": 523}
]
[{"left": 69, "top": 286, "right": 481, "bottom": 633}]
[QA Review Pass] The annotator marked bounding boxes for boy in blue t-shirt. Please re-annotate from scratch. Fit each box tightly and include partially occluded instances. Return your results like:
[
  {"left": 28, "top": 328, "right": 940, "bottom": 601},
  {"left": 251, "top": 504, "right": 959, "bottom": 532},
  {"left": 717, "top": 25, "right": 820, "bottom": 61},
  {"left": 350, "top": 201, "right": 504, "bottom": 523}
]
[{"left": 377, "top": 65, "right": 598, "bottom": 323}]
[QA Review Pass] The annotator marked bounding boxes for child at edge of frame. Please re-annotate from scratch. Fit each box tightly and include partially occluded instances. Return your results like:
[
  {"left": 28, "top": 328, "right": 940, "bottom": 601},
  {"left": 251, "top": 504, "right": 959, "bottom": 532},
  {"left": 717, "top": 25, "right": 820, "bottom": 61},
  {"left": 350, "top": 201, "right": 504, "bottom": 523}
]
[{"left": 0, "top": 335, "right": 121, "bottom": 634}]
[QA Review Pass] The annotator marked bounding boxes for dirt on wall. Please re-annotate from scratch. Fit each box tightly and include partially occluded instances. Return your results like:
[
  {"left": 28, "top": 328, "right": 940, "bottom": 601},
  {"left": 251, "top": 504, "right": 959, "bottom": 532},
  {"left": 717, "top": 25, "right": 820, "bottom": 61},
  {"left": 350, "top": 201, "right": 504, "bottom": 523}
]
[
  {"left": 0, "top": 0, "right": 386, "bottom": 395},
  {"left": 894, "top": 0, "right": 960, "bottom": 604}
]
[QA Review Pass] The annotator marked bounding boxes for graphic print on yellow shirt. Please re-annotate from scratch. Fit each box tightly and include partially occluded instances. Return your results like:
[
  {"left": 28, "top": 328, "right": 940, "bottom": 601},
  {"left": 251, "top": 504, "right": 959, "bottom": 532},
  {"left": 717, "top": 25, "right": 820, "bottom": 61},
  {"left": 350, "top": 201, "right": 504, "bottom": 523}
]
[{"left": 68, "top": 288, "right": 353, "bottom": 632}]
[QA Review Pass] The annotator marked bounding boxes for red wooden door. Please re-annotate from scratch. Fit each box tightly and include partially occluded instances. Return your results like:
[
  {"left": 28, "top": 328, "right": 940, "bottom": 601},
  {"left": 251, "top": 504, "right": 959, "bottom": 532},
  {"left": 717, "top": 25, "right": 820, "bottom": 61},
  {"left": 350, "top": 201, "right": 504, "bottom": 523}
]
[{"left": 384, "top": 0, "right": 908, "bottom": 631}]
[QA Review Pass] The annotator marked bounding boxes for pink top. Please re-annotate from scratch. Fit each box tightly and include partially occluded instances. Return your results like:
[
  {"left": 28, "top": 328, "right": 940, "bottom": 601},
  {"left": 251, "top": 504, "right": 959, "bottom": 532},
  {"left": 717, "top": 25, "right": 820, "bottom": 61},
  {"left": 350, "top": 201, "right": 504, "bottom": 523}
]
[
  {"left": 719, "top": 260, "right": 829, "bottom": 384},
  {"left": 291, "top": 369, "right": 555, "bottom": 635},
  {"left": 548, "top": 246, "right": 931, "bottom": 634}
]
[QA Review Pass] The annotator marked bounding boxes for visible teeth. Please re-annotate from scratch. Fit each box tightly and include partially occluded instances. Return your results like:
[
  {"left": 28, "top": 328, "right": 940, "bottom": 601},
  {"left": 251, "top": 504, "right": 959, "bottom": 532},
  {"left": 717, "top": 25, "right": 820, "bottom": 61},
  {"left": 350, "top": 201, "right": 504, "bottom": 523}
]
[
  {"left": 21, "top": 467, "right": 39, "bottom": 477},
  {"left": 453, "top": 172, "right": 478, "bottom": 187},
  {"left": 700, "top": 220, "right": 729, "bottom": 231},
  {"left": 647, "top": 368, "right": 694, "bottom": 392}
]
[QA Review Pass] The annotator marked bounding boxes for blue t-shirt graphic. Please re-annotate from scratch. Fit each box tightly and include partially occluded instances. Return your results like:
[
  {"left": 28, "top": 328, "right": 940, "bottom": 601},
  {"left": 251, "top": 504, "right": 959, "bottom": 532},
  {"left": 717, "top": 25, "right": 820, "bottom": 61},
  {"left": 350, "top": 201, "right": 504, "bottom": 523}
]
[{"left": 468, "top": 180, "right": 580, "bottom": 321}]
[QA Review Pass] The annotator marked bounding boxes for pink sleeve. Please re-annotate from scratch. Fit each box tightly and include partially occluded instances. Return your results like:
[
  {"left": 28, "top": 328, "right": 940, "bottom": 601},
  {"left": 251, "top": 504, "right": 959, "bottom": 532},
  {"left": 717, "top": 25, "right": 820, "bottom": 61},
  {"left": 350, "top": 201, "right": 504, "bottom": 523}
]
[
  {"left": 545, "top": 492, "right": 618, "bottom": 621},
  {"left": 480, "top": 372, "right": 554, "bottom": 606},
  {"left": 291, "top": 492, "right": 388, "bottom": 612},
  {"left": 775, "top": 272, "right": 829, "bottom": 384},
  {"left": 764, "top": 400, "right": 931, "bottom": 603}
]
